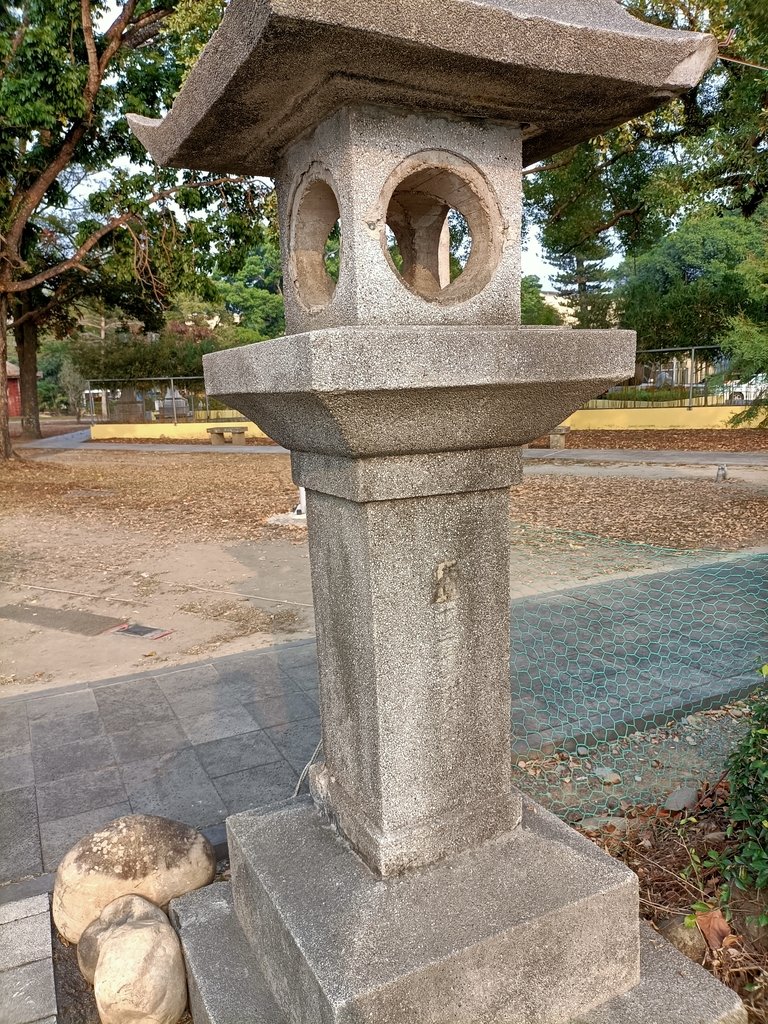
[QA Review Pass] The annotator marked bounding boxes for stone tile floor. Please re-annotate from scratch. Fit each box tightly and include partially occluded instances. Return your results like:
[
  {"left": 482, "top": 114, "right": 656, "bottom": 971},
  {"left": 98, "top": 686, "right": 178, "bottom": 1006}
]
[
  {"left": 0, "top": 894, "right": 57, "bottom": 1023},
  {"left": 0, "top": 640, "right": 320, "bottom": 889},
  {"left": 0, "top": 553, "right": 765, "bottom": 895}
]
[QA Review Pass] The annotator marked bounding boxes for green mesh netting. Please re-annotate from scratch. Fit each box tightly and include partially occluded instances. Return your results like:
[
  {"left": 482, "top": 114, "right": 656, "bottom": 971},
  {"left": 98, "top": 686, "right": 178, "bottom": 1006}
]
[{"left": 508, "top": 536, "right": 766, "bottom": 821}]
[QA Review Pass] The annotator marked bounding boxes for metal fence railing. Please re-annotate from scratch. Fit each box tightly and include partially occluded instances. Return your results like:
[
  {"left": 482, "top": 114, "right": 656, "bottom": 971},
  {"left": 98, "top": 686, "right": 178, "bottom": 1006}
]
[
  {"left": 83, "top": 376, "right": 247, "bottom": 425},
  {"left": 585, "top": 346, "right": 756, "bottom": 410}
]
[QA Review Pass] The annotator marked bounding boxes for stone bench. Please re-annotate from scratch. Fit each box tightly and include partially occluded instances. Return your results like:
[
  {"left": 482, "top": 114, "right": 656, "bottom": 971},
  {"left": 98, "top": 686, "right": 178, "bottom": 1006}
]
[
  {"left": 549, "top": 425, "right": 571, "bottom": 450},
  {"left": 207, "top": 425, "right": 248, "bottom": 447}
]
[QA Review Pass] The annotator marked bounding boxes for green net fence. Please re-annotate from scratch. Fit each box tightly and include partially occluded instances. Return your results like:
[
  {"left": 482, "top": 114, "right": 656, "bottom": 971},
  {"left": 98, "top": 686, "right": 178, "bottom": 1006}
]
[{"left": 508, "top": 536, "right": 766, "bottom": 822}]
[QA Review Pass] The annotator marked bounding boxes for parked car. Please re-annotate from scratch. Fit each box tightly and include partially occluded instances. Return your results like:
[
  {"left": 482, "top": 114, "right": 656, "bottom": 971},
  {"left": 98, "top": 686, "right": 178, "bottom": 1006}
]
[{"left": 726, "top": 374, "right": 768, "bottom": 404}]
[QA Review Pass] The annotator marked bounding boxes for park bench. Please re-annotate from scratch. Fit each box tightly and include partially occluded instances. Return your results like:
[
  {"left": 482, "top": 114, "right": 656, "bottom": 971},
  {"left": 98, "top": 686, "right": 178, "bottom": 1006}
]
[
  {"left": 549, "top": 425, "right": 570, "bottom": 450},
  {"left": 206, "top": 425, "right": 248, "bottom": 446}
]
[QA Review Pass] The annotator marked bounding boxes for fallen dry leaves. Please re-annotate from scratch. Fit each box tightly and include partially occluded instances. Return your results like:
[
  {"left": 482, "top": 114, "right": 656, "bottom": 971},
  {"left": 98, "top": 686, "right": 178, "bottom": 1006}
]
[
  {"left": 511, "top": 474, "right": 767, "bottom": 550},
  {"left": 1, "top": 451, "right": 766, "bottom": 551},
  {"left": 179, "top": 598, "right": 299, "bottom": 655},
  {"left": 697, "top": 907, "right": 733, "bottom": 951},
  {"left": 0, "top": 451, "right": 300, "bottom": 544},
  {"left": 583, "top": 782, "right": 768, "bottom": 1024},
  {"left": 547, "top": 429, "right": 768, "bottom": 453}
]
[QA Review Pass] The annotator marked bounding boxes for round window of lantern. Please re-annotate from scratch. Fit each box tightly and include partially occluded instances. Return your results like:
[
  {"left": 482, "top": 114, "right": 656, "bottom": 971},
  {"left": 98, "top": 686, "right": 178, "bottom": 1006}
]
[
  {"left": 291, "top": 176, "right": 342, "bottom": 311},
  {"left": 379, "top": 153, "right": 502, "bottom": 304}
]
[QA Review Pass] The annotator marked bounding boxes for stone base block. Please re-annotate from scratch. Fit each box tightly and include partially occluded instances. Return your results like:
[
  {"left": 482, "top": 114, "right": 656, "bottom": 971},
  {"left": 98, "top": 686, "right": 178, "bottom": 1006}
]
[
  {"left": 171, "top": 884, "right": 745, "bottom": 1024},
  {"left": 170, "top": 883, "right": 285, "bottom": 1024},
  {"left": 576, "top": 923, "right": 746, "bottom": 1024},
  {"left": 227, "top": 796, "right": 641, "bottom": 1024}
]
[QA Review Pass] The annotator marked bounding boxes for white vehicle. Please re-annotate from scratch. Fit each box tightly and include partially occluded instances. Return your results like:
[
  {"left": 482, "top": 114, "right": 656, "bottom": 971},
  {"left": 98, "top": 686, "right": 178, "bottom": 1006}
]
[{"left": 727, "top": 373, "right": 768, "bottom": 404}]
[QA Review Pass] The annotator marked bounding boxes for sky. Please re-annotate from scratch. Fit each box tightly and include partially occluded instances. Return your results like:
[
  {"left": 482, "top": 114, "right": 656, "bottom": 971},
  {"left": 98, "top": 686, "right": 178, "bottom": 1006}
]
[{"left": 522, "top": 236, "right": 558, "bottom": 289}]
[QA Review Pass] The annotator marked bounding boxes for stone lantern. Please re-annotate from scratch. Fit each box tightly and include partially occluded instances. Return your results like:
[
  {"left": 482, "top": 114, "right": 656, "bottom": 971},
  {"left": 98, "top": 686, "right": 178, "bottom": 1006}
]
[{"left": 130, "top": 4, "right": 744, "bottom": 1022}]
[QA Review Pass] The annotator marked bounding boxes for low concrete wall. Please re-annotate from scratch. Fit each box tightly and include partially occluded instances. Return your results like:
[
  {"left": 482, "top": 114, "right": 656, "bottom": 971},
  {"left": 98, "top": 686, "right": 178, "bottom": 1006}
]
[
  {"left": 563, "top": 408, "right": 748, "bottom": 431},
  {"left": 92, "top": 408, "right": 755, "bottom": 440},
  {"left": 91, "top": 421, "right": 270, "bottom": 441}
]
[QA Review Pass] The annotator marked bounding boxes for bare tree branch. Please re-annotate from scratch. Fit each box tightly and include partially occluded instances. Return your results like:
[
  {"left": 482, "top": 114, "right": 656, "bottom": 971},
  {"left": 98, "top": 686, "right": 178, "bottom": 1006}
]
[
  {"left": 103, "top": 0, "right": 139, "bottom": 54},
  {"left": 2, "top": 1, "right": 164, "bottom": 266},
  {"left": 7, "top": 176, "right": 254, "bottom": 293},
  {"left": 80, "top": 0, "right": 100, "bottom": 102},
  {"left": 559, "top": 205, "right": 643, "bottom": 256},
  {"left": 122, "top": 9, "right": 173, "bottom": 50}
]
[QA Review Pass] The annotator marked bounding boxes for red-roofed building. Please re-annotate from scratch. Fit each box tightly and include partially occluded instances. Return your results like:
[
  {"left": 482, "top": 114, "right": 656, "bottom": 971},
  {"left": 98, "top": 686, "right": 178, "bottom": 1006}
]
[{"left": 6, "top": 363, "right": 20, "bottom": 418}]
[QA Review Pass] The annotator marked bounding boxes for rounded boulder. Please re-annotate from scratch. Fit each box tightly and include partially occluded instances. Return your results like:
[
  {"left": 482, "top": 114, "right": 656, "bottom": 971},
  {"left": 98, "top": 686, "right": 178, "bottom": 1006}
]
[
  {"left": 94, "top": 918, "right": 187, "bottom": 1024},
  {"left": 78, "top": 894, "right": 169, "bottom": 984},
  {"left": 53, "top": 814, "right": 216, "bottom": 942}
]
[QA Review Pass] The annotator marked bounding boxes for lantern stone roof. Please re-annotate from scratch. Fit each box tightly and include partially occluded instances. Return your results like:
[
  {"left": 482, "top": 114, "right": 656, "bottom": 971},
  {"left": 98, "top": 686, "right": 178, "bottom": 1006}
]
[{"left": 128, "top": 0, "right": 717, "bottom": 176}]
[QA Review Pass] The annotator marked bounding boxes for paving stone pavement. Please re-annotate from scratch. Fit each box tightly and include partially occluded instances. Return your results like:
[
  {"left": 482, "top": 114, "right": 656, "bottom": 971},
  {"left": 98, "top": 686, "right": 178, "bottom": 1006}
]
[
  {"left": 0, "top": 640, "right": 320, "bottom": 891},
  {"left": 0, "top": 554, "right": 765, "bottom": 894},
  {"left": 0, "top": 894, "right": 58, "bottom": 1023}
]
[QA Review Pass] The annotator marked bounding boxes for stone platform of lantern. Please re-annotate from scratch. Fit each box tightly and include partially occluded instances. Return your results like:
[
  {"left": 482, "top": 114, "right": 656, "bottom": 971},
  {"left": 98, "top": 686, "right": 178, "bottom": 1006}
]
[{"left": 130, "top": 2, "right": 745, "bottom": 1022}]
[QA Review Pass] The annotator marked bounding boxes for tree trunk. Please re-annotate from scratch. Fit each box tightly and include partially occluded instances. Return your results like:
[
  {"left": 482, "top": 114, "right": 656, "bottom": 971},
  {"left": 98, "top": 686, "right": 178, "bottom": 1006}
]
[
  {"left": 15, "top": 303, "right": 41, "bottom": 438},
  {"left": 0, "top": 293, "right": 13, "bottom": 460}
]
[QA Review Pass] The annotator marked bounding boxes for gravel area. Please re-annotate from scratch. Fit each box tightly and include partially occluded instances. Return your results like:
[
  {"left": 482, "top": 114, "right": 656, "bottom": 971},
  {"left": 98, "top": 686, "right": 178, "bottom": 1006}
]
[{"left": 514, "top": 699, "right": 755, "bottom": 824}]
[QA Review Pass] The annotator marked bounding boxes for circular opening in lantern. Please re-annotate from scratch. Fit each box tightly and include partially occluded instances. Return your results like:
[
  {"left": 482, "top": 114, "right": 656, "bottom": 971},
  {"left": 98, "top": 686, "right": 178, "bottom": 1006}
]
[
  {"left": 292, "top": 178, "right": 342, "bottom": 309},
  {"left": 381, "top": 156, "right": 500, "bottom": 304}
]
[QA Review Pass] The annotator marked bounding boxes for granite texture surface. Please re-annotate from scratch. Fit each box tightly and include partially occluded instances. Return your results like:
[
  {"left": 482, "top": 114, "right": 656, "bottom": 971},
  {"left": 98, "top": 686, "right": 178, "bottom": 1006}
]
[
  {"left": 275, "top": 108, "right": 522, "bottom": 332},
  {"left": 127, "top": 0, "right": 717, "bottom": 174},
  {"left": 291, "top": 448, "right": 523, "bottom": 502},
  {"left": 203, "top": 326, "right": 636, "bottom": 458},
  {"left": 170, "top": 883, "right": 286, "bottom": 1024},
  {"left": 304, "top": 485, "right": 518, "bottom": 874},
  {"left": 172, "top": 883, "right": 747, "bottom": 1024},
  {"left": 575, "top": 924, "right": 748, "bottom": 1024},
  {"left": 228, "top": 796, "right": 639, "bottom": 1024}
]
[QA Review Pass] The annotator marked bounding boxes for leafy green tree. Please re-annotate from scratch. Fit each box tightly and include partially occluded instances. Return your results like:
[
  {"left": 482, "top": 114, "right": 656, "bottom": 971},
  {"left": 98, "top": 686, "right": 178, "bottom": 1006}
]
[
  {"left": 59, "top": 357, "right": 88, "bottom": 420},
  {"left": 0, "top": 0, "right": 268, "bottom": 457},
  {"left": 36, "top": 338, "right": 71, "bottom": 413},
  {"left": 214, "top": 239, "right": 286, "bottom": 339},
  {"left": 71, "top": 294, "right": 257, "bottom": 381},
  {"left": 615, "top": 211, "right": 767, "bottom": 352},
  {"left": 524, "top": 2, "right": 768, "bottom": 312},
  {"left": 551, "top": 244, "right": 615, "bottom": 329},
  {"left": 520, "top": 275, "right": 563, "bottom": 326}
]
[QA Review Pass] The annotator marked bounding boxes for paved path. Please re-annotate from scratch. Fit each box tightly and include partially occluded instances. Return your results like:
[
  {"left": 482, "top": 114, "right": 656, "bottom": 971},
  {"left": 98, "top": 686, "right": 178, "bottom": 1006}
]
[
  {"left": 526, "top": 447, "right": 768, "bottom": 467},
  {"left": 509, "top": 553, "right": 766, "bottom": 756},
  {"left": 1, "top": 553, "right": 764, "bottom": 898},
  {"left": 0, "top": 640, "right": 321, "bottom": 897},
  {"left": 0, "top": 895, "right": 57, "bottom": 1024},
  {"left": 17, "top": 430, "right": 768, "bottom": 466},
  {"left": 18, "top": 431, "right": 286, "bottom": 455}
]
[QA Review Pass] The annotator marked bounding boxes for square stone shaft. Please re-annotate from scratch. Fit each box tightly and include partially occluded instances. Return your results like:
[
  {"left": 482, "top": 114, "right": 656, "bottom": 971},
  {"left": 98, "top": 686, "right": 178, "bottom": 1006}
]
[{"left": 300, "top": 451, "right": 523, "bottom": 876}]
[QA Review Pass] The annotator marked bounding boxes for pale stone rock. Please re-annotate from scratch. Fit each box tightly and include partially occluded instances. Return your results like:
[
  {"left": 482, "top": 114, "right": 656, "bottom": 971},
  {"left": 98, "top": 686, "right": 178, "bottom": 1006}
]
[
  {"left": 594, "top": 768, "right": 622, "bottom": 786},
  {"left": 94, "top": 918, "right": 187, "bottom": 1024},
  {"left": 659, "top": 916, "right": 707, "bottom": 962},
  {"left": 664, "top": 786, "right": 699, "bottom": 812},
  {"left": 78, "top": 894, "right": 168, "bottom": 985},
  {"left": 53, "top": 815, "right": 216, "bottom": 942}
]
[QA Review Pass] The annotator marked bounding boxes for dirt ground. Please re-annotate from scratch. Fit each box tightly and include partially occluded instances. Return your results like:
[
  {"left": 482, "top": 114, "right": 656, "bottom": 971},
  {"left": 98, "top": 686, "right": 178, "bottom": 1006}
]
[
  {"left": 563, "top": 429, "right": 768, "bottom": 452},
  {"left": 1, "top": 448, "right": 766, "bottom": 695}
]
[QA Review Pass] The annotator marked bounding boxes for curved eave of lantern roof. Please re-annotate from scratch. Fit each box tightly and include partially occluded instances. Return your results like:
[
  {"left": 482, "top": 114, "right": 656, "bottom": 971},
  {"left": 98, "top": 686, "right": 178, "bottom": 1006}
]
[{"left": 127, "top": 0, "right": 718, "bottom": 177}]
